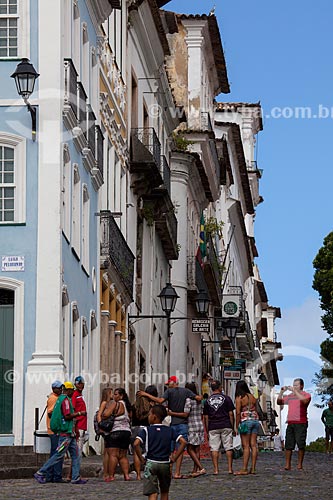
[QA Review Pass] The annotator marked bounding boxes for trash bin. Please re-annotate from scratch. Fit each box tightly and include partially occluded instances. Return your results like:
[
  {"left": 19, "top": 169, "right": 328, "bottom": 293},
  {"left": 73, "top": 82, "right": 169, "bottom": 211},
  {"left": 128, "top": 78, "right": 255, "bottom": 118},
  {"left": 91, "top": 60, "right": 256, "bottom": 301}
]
[{"left": 34, "top": 430, "right": 51, "bottom": 454}]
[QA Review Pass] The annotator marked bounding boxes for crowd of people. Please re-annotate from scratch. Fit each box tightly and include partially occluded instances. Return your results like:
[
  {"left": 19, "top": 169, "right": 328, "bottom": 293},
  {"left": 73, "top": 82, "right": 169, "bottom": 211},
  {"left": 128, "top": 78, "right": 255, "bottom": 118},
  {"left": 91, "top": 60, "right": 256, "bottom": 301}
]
[{"left": 33, "top": 375, "right": 313, "bottom": 500}]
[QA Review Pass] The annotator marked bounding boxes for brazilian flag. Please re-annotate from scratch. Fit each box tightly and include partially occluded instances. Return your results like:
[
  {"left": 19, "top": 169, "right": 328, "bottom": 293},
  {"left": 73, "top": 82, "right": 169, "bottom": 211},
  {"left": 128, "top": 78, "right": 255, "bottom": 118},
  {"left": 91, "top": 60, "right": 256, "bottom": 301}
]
[{"left": 199, "top": 212, "right": 206, "bottom": 258}]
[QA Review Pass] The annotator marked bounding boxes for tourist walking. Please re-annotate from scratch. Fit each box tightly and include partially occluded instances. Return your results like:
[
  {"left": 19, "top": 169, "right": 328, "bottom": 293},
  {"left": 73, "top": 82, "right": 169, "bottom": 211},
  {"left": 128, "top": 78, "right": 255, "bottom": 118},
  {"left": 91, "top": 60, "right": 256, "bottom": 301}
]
[
  {"left": 234, "top": 379, "right": 260, "bottom": 475},
  {"left": 101, "top": 387, "right": 132, "bottom": 481},
  {"left": 321, "top": 399, "right": 333, "bottom": 454},
  {"left": 277, "top": 378, "right": 311, "bottom": 471},
  {"left": 72, "top": 375, "right": 88, "bottom": 455},
  {"left": 134, "top": 404, "right": 187, "bottom": 500},
  {"left": 203, "top": 379, "right": 235, "bottom": 475},
  {"left": 184, "top": 382, "right": 205, "bottom": 477},
  {"left": 45, "top": 380, "right": 63, "bottom": 483},
  {"left": 33, "top": 381, "right": 87, "bottom": 484},
  {"left": 96, "top": 387, "right": 113, "bottom": 480},
  {"left": 138, "top": 376, "right": 203, "bottom": 479}
]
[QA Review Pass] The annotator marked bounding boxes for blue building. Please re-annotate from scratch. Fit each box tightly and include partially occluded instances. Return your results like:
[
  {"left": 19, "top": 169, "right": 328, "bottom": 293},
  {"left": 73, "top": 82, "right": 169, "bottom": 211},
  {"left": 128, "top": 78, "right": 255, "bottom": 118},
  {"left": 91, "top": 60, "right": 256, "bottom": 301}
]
[{"left": 0, "top": 0, "right": 111, "bottom": 445}]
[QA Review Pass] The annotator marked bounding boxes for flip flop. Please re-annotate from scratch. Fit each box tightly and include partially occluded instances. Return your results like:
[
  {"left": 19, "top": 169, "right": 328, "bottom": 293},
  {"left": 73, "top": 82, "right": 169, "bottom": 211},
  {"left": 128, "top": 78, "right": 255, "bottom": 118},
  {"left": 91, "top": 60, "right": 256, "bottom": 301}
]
[{"left": 173, "top": 474, "right": 191, "bottom": 479}]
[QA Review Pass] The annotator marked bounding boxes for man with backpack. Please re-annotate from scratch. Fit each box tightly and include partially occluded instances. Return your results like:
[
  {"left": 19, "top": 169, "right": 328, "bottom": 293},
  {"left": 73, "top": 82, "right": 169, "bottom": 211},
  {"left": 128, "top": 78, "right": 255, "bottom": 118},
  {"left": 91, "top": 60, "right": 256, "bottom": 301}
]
[{"left": 33, "top": 381, "right": 87, "bottom": 485}]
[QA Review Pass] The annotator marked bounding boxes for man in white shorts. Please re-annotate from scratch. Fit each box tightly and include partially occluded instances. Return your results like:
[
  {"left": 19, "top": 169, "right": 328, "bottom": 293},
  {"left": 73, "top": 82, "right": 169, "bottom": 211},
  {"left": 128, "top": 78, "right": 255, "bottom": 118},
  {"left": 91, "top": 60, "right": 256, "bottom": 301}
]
[{"left": 203, "top": 380, "right": 235, "bottom": 474}]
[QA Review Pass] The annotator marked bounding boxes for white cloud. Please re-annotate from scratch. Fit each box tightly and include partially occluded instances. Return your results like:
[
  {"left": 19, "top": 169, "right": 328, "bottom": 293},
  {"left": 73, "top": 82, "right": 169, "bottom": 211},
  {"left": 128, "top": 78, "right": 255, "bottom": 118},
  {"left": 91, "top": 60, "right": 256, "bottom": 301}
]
[{"left": 278, "top": 296, "right": 326, "bottom": 347}]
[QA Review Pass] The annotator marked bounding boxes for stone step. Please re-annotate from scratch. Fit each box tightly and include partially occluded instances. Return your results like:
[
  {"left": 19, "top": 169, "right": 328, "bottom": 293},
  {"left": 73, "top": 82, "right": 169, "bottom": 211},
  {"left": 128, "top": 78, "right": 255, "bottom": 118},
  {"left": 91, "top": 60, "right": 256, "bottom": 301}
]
[
  {"left": 0, "top": 452, "right": 49, "bottom": 466},
  {"left": 0, "top": 446, "right": 34, "bottom": 454}
]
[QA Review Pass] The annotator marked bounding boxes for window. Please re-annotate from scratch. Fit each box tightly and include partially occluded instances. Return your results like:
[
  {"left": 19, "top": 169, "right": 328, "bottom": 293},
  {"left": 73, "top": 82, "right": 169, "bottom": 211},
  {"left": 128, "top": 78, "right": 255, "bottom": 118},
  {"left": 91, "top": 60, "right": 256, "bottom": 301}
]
[
  {"left": 0, "top": 145, "right": 14, "bottom": 222},
  {"left": 71, "top": 163, "right": 80, "bottom": 257},
  {"left": 0, "top": 0, "right": 29, "bottom": 59},
  {"left": 103, "top": 3, "right": 123, "bottom": 72},
  {"left": 61, "top": 144, "right": 71, "bottom": 239},
  {"left": 0, "top": 133, "right": 26, "bottom": 224},
  {"left": 81, "top": 183, "right": 90, "bottom": 272},
  {"left": 0, "top": 0, "right": 18, "bottom": 58}
]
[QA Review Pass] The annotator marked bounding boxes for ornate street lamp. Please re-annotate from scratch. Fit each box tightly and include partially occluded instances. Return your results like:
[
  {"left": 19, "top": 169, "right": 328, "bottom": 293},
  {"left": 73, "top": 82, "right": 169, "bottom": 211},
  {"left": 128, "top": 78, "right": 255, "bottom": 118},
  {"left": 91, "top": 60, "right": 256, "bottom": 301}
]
[
  {"left": 158, "top": 282, "right": 179, "bottom": 315},
  {"left": 195, "top": 289, "right": 210, "bottom": 315},
  {"left": 11, "top": 58, "right": 39, "bottom": 141}
]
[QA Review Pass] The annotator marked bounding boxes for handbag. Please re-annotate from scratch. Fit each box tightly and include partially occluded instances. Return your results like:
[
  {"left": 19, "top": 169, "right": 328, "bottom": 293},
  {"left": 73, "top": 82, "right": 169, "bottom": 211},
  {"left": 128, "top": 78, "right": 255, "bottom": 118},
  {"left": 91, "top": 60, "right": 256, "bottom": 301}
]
[
  {"left": 232, "top": 434, "right": 243, "bottom": 459},
  {"left": 238, "top": 421, "right": 248, "bottom": 434},
  {"left": 98, "top": 402, "right": 120, "bottom": 433}
]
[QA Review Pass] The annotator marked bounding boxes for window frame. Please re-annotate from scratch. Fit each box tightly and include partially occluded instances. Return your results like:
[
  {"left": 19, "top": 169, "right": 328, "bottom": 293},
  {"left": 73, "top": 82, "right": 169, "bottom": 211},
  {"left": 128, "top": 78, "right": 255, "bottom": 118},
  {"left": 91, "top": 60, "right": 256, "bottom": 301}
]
[
  {"left": 0, "top": 0, "right": 30, "bottom": 60},
  {"left": 0, "top": 132, "right": 26, "bottom": 224}
]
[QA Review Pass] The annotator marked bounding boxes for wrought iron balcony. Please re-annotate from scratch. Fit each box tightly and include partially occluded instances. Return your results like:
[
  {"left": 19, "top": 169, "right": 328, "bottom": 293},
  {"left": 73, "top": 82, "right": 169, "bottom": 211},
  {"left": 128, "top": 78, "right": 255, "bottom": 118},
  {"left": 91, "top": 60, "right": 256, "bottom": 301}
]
[
  {"left": 160, "top": 155, "right": 171, "bottom": 195},
  {"left": 130, "top": 128, "right": 162, "bottom": 194},
  {"left": 203, "top": 235, "right": 222, "bottom": 306},
  {"left": 246, "top": 160, "right": 263, "bottom": 177},
  {"left": 100, "top": 211, "right": 135, "bottom": 297},
  {"left": 95, "top": 125, "right": 104, "bottom": 179},
  {"left": 77, "top": 81, "right": 87, "bottom": 137},
  {"left": 63, "top": 58, "right": 79, "bottom": 129},
  {"left": 131, "top": 127, "right": 161, "bottom": 167}
]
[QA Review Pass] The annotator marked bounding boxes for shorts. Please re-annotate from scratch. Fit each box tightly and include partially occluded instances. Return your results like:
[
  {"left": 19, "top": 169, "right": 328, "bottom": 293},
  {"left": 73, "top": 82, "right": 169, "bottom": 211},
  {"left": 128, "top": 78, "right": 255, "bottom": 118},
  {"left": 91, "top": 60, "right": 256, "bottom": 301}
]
[
  {"left": 285, "top": 423, "right": 308, "bottom": 450},
  {"left": 170, "top": 423, "right": 188, "bottom": 452},
  {"left": 325, "top": 426, "right": 333, "bottom": 441},
  {"left": 208, "top": 428, "right": 233, "bottom": 452},
  {"left": 104, "top": 430, "right": 131, "bottom": 449},
  {"left": 143, "top": 460, "right": 171, "bottom": 496},
  {"left": 239, "top": 419, "right": 260, "bottom": 435}
]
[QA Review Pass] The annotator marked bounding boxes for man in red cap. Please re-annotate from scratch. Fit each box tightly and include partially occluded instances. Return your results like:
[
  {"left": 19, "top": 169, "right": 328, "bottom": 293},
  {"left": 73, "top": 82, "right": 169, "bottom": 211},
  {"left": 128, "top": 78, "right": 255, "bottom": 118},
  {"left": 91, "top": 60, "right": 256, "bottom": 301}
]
[{"left": 138, "top": 376, "right": 202, "bottom": 478}]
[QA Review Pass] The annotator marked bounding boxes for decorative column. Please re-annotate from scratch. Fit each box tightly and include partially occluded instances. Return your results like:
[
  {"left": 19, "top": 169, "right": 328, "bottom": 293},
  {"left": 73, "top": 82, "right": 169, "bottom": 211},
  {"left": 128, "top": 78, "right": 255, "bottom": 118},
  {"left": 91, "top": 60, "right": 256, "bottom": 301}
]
[
  {"left": 169, "top": 152, "right": 193, "bottom": 377},
  {"left": 24, "top": 0, "right": 64, "bottom": 444},
  {"left": 182, "top": 20, "right": 206, "bottom": 129}
]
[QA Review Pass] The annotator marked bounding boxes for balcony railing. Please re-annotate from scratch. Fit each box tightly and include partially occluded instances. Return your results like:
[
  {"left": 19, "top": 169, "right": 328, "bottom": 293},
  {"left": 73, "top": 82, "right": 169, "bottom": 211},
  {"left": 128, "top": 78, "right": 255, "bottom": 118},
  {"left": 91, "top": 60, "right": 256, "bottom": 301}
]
[
  {"left": 87, "top": 105, "right": 96, "bottom": 158},
  {"left": 77, "top": 81, "right": 87, "bottom": 136},
  {"left": 100, "top": 211, "right": 135, "bottom": 297},
  {"left": 246, "top": 160, "right": 263, "bottom": 177},
  {"left": 64, "top": 59, "right": 78, "bottom": 120},
  {"left": 130, "top": 128, "right": 161, "bottom": 169},
  {"left": 200, "top": 111, "right": 213, "bottom": 131},
  {"left": 160, "top": 155, "right": 171, "bottom": 195},
  {"left": 95, "top": 125, "right": 104, "bottom": 178}
]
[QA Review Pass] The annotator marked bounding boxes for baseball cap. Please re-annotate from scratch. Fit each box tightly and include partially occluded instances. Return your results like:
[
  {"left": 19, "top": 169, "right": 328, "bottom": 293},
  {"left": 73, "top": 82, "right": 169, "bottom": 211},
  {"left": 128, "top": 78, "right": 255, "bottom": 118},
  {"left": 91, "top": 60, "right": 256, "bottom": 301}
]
[
  {"left": 75, "top": 375, "right": 85, "bottom": 384},
  {"left": 63, "top": 381, "right": 74, "bottom": 390},
  {"left": 51, "top": 380, "right": 63, "bottom": 389},
  {"left": 166, "top": 376, "right": 179, "bottom": 385}
]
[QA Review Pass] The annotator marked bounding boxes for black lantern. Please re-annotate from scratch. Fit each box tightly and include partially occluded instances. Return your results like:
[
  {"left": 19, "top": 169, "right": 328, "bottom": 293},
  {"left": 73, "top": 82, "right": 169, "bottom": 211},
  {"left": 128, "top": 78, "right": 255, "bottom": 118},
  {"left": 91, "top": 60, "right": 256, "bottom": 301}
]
[
  {"left": 158, "top": 283, "right": 179, "bottom": 315},
  {"left": 11, "top": 58, "right": 39, "bottom": 100},
  {"left": 258, "top": 372, "right": 268, "bottom": 391},
  {"left": 11, "top": 58, "right": 39, "bottom": 140},
  {"left": 222, "top": 317, "right": 240, "bottom": 341},
  {"left": 195, "top": 289, "right": 210, "bottom": 315}
]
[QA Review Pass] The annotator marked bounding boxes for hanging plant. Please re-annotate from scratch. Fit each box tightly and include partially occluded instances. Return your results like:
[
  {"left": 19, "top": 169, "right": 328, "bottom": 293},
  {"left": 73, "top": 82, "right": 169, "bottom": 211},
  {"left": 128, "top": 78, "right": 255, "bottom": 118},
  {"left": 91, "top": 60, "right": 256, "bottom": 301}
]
[{"left": 205, "top": 217, "right": 224, "bottom": 239}]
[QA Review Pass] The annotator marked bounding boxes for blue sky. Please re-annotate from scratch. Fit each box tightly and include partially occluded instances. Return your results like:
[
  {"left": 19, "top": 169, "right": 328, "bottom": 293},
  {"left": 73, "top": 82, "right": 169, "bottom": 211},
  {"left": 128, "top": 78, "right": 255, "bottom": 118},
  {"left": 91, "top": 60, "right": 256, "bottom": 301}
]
[{"left": 167, "top": 0, "right": 333, "bottom": 441}]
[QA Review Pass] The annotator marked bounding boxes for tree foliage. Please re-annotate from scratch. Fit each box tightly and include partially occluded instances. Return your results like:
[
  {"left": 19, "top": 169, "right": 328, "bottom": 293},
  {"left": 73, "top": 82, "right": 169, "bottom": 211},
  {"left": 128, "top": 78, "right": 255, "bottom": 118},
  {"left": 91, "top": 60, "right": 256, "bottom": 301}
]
[
  {"left": 313, "top": 231, "right": 333, "bottom": 335},
  {"left": 312, "top": 233, "right": 333, "bottom": 402}
]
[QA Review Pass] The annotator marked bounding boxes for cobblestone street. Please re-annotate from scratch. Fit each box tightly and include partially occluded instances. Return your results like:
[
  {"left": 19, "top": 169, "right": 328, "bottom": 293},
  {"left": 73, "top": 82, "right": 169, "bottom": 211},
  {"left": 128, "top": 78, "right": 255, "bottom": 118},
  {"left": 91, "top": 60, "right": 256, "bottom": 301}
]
[{"left": 1, "top": 452, "right": 332, "bottom": 500}]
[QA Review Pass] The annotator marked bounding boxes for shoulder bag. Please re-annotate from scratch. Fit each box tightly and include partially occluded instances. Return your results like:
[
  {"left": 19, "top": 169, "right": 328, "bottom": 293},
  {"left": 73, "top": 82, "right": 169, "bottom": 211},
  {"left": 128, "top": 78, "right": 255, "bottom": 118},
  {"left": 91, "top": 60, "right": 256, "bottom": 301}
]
[{"left": 98, "top": 402, "right": 120, "bottom": 433}]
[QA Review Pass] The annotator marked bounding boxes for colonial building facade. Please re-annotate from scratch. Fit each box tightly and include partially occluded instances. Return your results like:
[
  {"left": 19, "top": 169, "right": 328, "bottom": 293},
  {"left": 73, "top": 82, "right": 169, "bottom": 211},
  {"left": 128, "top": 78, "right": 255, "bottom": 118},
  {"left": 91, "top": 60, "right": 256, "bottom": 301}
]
[{"left": 0, "top": 0, "right": 282, "bottom": 447}]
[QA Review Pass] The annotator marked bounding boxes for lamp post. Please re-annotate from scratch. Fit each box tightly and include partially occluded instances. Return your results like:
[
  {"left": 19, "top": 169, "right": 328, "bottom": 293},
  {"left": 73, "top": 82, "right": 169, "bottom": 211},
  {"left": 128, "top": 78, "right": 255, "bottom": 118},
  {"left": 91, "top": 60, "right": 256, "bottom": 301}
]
[
  {"left": 158, "top": 283, "right": 179, "bottom": 379},
  {"left": 11, "top": 58, "right": 39, "bottom": 141},
  {"left": 128, "top": 284, "right": 209, "bottom": 380},
  {"left": 222, "top": 317, "right": 240, "bottom": 352}
]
